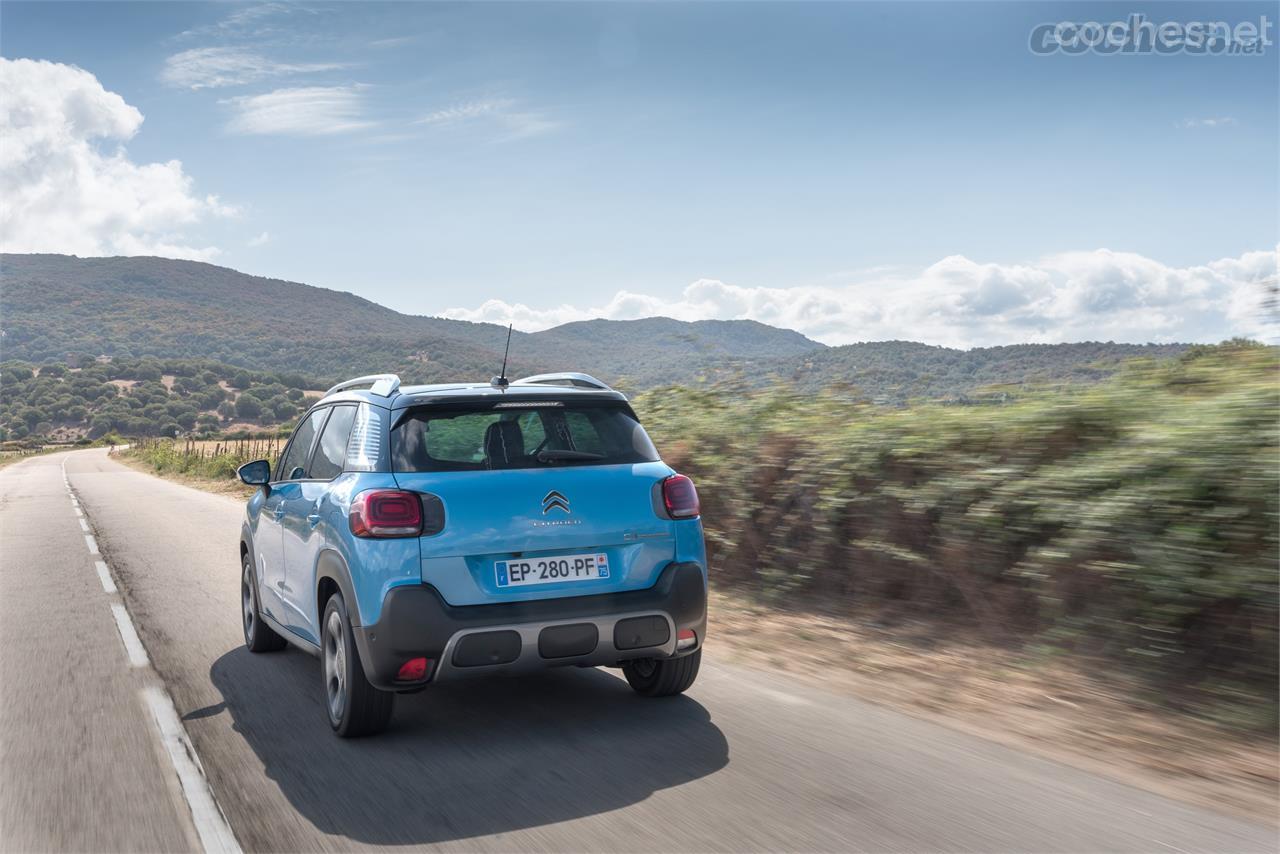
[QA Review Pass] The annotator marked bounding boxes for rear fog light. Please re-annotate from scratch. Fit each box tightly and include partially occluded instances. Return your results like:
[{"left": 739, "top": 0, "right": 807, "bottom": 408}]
[{"left": 397, "top": 657, "right": 431, "bottom": 681}]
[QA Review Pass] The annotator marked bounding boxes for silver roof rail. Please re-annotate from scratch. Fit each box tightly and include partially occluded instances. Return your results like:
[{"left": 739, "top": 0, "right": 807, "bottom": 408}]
[
  {"left": 512, "top": 372, "right": 612, "bottom": 391},
  {"left": 324, "top": 373, "right": 402, "bottom": 398}
]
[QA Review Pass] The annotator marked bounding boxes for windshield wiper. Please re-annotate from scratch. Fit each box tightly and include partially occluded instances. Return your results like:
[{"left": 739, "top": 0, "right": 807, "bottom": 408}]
[{"left": 536, "top": 449, "right": 605, "bottom": 463}]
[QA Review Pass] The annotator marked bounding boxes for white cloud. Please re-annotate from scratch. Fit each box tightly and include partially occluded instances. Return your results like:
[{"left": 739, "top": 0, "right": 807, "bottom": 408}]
[
  {"left": 0, "top": 58, "right": 233, "bottom": 261},
  {"left": 175, "top": 3, "right": 296, "bottom": 41},
  {"left": 248, "top": 231, "right": 270, "bottom": 247},
  {"left": 415, "top": 99, "right": 514, "bottom": 126},
  {"left": 414, "top": 98, "right": 560, "bottom": 140},
  {"left": 1176, "top": 116, "right": 1237, "bottom": 129},
  {"left": 441, "top": 247, "right": 1278, "bottom": 347},
  {"left": 223, "top": 85, "right": 373, "bottom": 136},
  {"left": 162, "top": 46, "right": 344, "bottom": 90}
]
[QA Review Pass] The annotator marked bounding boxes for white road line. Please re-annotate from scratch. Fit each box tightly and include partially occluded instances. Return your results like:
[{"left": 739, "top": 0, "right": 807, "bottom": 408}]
[
  {"left": 84, "top": 534, "right": 99, "bottom": 554},
  {"left": 94, "top": 560, "right": 118, "bottom": 594},
  {"left": 140, "top": 687, "right": 242, "bottom": 854},
  {"left": 109, "top": 604, "right": 150, "bottom": 668},
  {"left": 78, "top": 518, "right": 90, "bottom": 532}
]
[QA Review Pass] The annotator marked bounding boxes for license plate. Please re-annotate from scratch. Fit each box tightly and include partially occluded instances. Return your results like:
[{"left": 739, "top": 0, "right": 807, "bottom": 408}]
[{"left": 495, "top": 553, "right": 610, "bottom": 588}]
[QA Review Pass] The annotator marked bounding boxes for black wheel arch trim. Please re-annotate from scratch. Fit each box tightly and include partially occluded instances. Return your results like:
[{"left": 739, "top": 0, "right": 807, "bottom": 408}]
[{"left": 315, "top": 549, "right": 359, "bottom": 626}]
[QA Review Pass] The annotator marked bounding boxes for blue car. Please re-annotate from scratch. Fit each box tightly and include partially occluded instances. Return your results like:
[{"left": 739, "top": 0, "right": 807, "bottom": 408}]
[{"left": 237, "top": 372, "right": 706, "bottom": 737}]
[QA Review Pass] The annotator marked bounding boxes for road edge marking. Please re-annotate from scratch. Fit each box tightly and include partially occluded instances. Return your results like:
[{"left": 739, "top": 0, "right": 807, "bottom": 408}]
[
  {"left": 94, "top": 559, "right": 118, "bottom": 594},
  {"left": 109, "top": 603, "right": 151, "bottom": 668},
  {"left": 140, "top": 686, "right": 243, "bottom": 854}
]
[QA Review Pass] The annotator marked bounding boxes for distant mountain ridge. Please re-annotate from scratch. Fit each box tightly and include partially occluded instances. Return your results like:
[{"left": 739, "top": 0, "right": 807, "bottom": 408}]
[
  {"left": 1, "top": 254, "right": 1194, "bottom": 400},
  {"left": 0, "top": 254, "right": 822, "bottom": 389}
]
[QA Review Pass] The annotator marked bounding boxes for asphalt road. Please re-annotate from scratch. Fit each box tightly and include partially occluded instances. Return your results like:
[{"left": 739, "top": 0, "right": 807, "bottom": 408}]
[{"left": 1, "top": 448, "right": 1273, "bottom": 852}]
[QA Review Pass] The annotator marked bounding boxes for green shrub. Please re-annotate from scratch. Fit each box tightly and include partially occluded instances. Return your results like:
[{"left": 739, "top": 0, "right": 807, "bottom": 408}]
[{"left": 637, "top": 345, "right": 1279, "bottom": 724}]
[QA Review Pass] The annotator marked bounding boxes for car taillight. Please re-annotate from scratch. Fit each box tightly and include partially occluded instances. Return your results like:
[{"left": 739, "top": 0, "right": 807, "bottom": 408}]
[
  {"left": 662, "top": 474, "right": 700, "bottom": 519},
  {"left": 350, "top": 489, "right": 422, "bottom": 538}
]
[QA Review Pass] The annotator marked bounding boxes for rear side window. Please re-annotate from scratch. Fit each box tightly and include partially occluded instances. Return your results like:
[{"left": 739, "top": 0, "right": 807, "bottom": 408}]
[
  {"left": 276, "top": 408, "right": 327, "bottom": 481},
  {"left": 392, "top": 402, "right": 659, "bottom": 472},
  {"left": 308, "top": 405, "right": 357, "bottom": 480}
]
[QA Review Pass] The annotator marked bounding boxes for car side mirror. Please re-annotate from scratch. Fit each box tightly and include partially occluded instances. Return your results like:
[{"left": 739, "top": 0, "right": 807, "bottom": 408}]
[{"left": 238, "top": 459, "right": 271, "bottom": 487}]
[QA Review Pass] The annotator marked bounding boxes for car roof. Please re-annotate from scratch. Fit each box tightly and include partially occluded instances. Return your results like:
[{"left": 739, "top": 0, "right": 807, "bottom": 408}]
[{"left": 316, "top": 379, "right": 628, "bottom": 410}]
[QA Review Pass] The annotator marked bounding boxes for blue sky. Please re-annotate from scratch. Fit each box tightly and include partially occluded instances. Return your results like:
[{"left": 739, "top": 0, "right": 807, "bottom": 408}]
[{"left": 2, "top": 2, "right": 1277, "bottom": 345}]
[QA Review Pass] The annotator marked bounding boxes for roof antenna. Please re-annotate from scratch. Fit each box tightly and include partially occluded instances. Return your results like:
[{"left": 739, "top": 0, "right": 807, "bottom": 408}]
[{"left": 490, "top": 323, "right": 513, "bottom": 390}]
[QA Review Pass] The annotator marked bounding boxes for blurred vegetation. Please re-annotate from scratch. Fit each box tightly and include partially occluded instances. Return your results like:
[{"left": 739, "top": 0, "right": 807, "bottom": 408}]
[{"left": 638, "top": 342, "right": 1279, "bottom": 729}]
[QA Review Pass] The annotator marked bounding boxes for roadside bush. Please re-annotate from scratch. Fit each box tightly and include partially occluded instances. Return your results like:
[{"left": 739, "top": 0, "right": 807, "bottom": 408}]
[{"left": 637, "top": 345, "right": 1279, "bottom": 725}]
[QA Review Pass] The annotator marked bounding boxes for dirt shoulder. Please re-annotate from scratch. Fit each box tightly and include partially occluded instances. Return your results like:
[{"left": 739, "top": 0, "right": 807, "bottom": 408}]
[
  {"left": 123, "top": 452, "right": 1280, "bottom": 826},
  {"left": 710, "top": 592, "right": 1278, "bottom": 825}
]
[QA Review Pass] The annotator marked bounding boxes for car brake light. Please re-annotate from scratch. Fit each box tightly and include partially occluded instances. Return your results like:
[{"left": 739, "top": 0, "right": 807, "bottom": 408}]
[
  {"left": 662, "top": 474, "right": 700, "bottom": 519},
  {"left": 350, "top": 489, "right": 422, "bottom": 538}
]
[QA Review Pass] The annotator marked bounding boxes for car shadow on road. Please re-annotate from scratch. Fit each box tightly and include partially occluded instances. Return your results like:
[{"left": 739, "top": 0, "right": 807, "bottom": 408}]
[{"left": 207, "top": 645, "right": 729, "bottom": 847}]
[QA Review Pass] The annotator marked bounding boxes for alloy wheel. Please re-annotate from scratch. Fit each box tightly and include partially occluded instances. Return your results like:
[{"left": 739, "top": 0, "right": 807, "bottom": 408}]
[
  {"left": 241, "top": 561, "right": 255, "bottom": 639},
  {"left": 323, "top": 609, "right": 347, "bottom": 723}
]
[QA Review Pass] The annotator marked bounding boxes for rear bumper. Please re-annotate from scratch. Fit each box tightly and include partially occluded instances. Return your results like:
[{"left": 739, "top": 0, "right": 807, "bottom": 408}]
[{"left": 352, "top": 561, "right": 707, "bottom": 691}]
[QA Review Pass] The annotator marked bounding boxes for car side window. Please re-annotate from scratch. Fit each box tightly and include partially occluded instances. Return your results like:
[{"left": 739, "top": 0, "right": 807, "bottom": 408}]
[
  {"left": 308, "top": 405, "right": 356, "bottom": 481},
  {"left": 275, "top": 408, "right": 327, "bottom": 482}
]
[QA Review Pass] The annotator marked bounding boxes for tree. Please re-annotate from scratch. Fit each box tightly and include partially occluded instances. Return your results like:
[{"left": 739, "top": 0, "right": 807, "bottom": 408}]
[
  {"left": 269, "top": 396, "right": 298, "bottom": 421},
  {"left": 217, "top": 400, "right": 237, "bottom": 420},
  {"left": 235, "top": 395, "right": 264, "bottom": 419},
  {"left": 88, "top": 415, "right": 114, "bottom": 438}
]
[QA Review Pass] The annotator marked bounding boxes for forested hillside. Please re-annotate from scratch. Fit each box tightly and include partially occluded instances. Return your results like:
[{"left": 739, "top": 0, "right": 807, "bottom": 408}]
[
  {"left": 2, "top": 254, "right": 1198, "bottom": 404},
  {"left": 778, "top": 340, "right": 1192, "bottom": 401},
  {"left": 0, "top": 357, "right": 321, "bottom": 442}
]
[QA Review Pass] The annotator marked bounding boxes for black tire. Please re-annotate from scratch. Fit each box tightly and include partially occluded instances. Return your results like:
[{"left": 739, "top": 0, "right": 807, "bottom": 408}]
[
  {"left": 322, "top": 593, "right": 393, "bottom": 737},
  {"left": 622, "top": 649, "right": 701, "bottom": 697},
  {"left": 242, "top": 552, "right": 286, "bottom": 652}
]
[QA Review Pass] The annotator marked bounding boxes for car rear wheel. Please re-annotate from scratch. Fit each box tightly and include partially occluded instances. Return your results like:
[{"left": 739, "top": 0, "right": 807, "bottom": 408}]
[
  {"left": 242, "top": 553, "right": 285, "bottom": 652},
  {"left": 322, "top": 592, "right": 393, "bottom": 737},
  {"left": 622, "top": 649, "right": 701, "bottom": 696}
]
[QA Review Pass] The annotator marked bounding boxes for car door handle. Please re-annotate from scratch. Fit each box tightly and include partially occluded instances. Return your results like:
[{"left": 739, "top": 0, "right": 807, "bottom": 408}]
[{"left": 307, "top": 514, "right": 321, "bottom": 528}]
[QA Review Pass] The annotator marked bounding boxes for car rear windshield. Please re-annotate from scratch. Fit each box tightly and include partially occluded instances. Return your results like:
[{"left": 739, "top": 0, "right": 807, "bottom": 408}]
[{"left": 391, "top": 401, "right": 660, "bottom": 472}]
